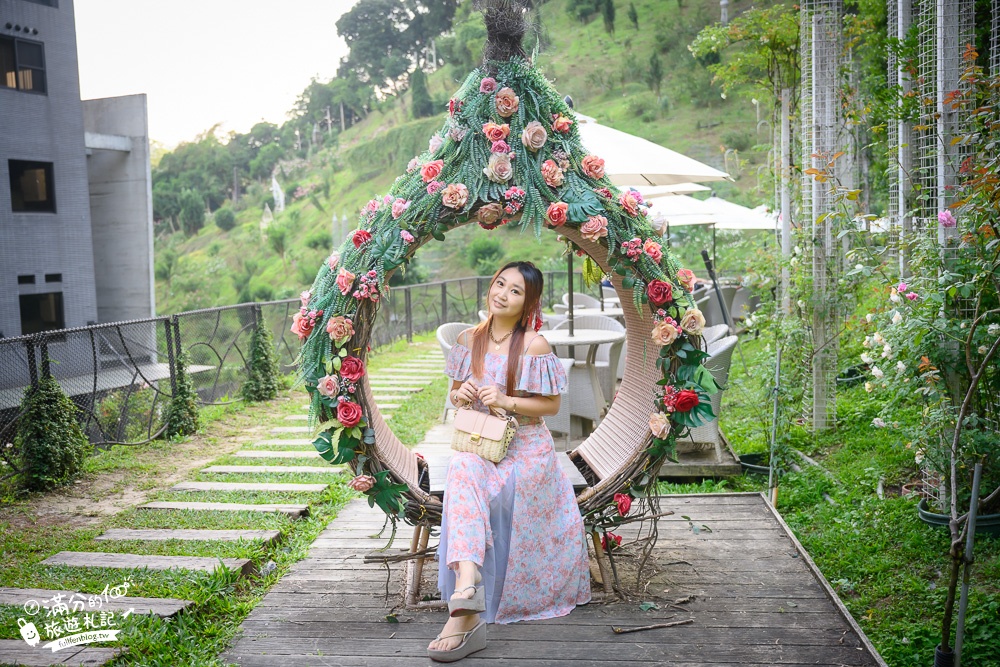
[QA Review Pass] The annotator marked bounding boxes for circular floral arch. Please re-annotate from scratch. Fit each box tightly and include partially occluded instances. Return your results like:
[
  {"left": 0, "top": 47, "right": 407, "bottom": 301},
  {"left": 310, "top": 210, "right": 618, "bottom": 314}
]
[{"left": 294, "top": 58, "right": 717, "bottom": 526}]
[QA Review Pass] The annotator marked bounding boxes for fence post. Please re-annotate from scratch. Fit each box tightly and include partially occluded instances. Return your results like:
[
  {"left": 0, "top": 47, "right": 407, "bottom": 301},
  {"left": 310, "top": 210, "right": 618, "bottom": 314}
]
[
  {"left": 172, "top": 315, "right": 182, "bottom": 360},
  {"left": 441, "top": 282, "right": 448, "bottom": 325},
  {"left": 39, "top": 339, "right": 50, "bottom": 379},
  {"left": 164, "top": 318, "right": 177, "bottom": 396},
  {"left": 476, "top": 277, "right": 484, "bottom": 312},
  {"left": 405, "top": 288, "right": 413, "bottom": 343},
  {"left": 24, "top": 338, "right": 38, "bottom": 389}
]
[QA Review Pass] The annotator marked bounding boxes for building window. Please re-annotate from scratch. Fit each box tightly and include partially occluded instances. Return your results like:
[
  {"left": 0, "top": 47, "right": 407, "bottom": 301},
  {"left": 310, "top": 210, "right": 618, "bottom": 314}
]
[
  {"left": 19, "top": 292, "right": 64, "bottom": 334},
  {"left": 44, "top": 273, "right": 62, "bottom": 283},
  {"left": 0, "top": 36, "right": 47, "bottom": 94},
  {"left": 22, "top": 0, "right": 59, "bottom": 6},
  {"left": 9, "top": 160, "right": 56, "bottom": 212},
  {"left": 18, "top": 274, "right": 36, "bottom": 284}
]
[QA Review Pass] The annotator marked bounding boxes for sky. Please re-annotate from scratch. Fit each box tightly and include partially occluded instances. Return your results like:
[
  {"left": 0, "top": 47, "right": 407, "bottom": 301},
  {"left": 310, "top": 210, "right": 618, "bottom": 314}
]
[{"left": 75, "top": 0, "right": 355, "bottom": 148}]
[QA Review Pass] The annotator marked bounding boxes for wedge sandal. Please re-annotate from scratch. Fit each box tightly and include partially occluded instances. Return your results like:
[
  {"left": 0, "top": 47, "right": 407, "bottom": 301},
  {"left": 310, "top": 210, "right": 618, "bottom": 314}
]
[
  {"left": 448, "top": 572, "right": 485, "bottom": 617},
  {"left": 428, "top": 619, "right": 487, "bottom": 663}
]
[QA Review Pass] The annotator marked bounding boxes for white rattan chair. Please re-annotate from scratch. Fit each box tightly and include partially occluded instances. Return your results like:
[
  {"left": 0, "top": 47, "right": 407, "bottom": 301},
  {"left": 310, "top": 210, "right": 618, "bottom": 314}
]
[
  {"left": 544, "top": 357, "right": 575, "bottom": 451},
  {"left": 436, "top": 322, "right": 474, "bottom": 422},
  {"left": 553, "top": 304, "right": 569, "bottom": 315},
  {"left": 602, "top": 286, "right": 618, "bottom": 301},
  {"left": 701, "top": 323, "right": 730, "bottom": 347},
  {"left": 729, "top": 287, "right": 760, "bottom": 321},
  {"left": 551, "top": 315, "right": 625, "bottom": 425},
  {"left": 562, "top": 292, "right": 602, "bottom": 308}
]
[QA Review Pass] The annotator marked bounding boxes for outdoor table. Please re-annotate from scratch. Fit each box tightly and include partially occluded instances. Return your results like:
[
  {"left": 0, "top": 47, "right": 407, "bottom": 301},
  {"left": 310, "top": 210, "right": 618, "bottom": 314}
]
[{"left": 542, "top": 328, "right": 627, "bottom": 418}]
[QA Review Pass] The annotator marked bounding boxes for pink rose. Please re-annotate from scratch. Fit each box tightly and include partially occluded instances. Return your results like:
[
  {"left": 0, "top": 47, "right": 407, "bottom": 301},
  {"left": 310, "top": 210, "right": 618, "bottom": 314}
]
[
  {"left": 299, "top": 291, "right": 311, "bottom": 308},
  {"left": 490, "top": 139, "right": 511, "bottom": 153},
  {"left": 327, "top": 252, "right": 340, "bottom": 271},
  {"left": 352, "top": 229, "right": 372, "bottom": 248},
  {"left": 541, "top": 159, "right": 564, "bottom": 188},
  {"left": 400, "top": 230, "right": 415, "bottom": 244},
  {"left": 364, "top": 199, "right": 379, "bottom": 214},
  {"left": 649, "top": 412, "right": 672, "bottom": 439},
  {"left": 337, "top": 400, "right": 363, "bottom": 428},
  {"left": 406, "top": 157, "right": 420, "bottom": 172},
  {"left": 426, "top": 180, "right": 444, "bottom": 195},
  {"left": 448, "top": 125, "right": 468, "bottom": 142},
  {"left": 348, "top": 474, "right": 376, "bottom": 492},
  {"left": 906, "top": 292, "right": 919, "bottom": 301},
  {"left": 581, "top": 155, "right": 605, "bottom": 179},
  {"left": 428, "top": 135, "right": 444, "bottom": 154},
  {"left": 675, "top": 268, "right": 697, "bottom": 292},
  {"left": 483, "top": 153, "right": 513, "bottom": 183},
  {"left": 290, "top": 312, "right": 316, "bottom": 341},
  {"left": 938, "top": 210, "right": 957, "bottom": 228},
  {"left": 646, "top": 280, "right": 673, "bottom": 306},
  {"left": 316, "top": 374, "right": 340, "bottom": 398},
  {"left": 441, "top": 183, "right": 470, "bottom": 209},
  {"left": 619, "top": 191, "right": 640, "bottom": 216},
  {"left": 479, "top": 77, "right": 497, "bottom": 94},
  {"left": 643, "top": 239, "right": 663, "bottom": 263},
  {"left": 545, "top": 202, "right": 569, "bottom": 227},
  {"left": 521, "top": 121, "right": 547, "bottom": 151},
  {"left": 340, "top": 356, "right": 366, "bottom": 382},
  {"left": 680, "top": 308, "right": 706, "bottom": 335},
  {"left": 421, "top": 159, "right": 444, "bottom": 183},
  {"left": 651, "top": 319, "right": 681, "bottom": 346},
  {"left": 551, "top": 114, "right": 573, "bottom": 133},
  {"left": 336, "top": 267, "right": 356, "bottom": 295},
  {"left": 391, "top": 198, "right": 410, "bottom": 219},
  {"left": 615, "top": 493, "right": 632, "bottom": 517},
  {"left": 495, "top": 87, "right": 519, "bottom": 117},
  {"left": 580, "top": 215, "right": 609, "bottom": 242},
  {"left": 326, "top": 315, "right": 354, "bottom": 342},
  {"left": 482, "top": 122, "right": 510, "bottom": 142}
]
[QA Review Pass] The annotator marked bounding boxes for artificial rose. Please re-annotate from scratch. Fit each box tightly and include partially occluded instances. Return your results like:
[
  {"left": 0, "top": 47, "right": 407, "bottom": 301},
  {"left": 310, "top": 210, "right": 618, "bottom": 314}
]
[
  {"left": 326, "top": 315, "right": 354, "bottom": 341},
  {"left": 483, "top": 153, "right": 514, "bottom": 183},
  {"left": 340, "top": 356, "right": 366, "bottom": 382},
  {"left": 651, "top": 319, "right": 680, "bottom": 346},
  {"left": 581, "top": 155, "right": 605, "bottom": 179},
  {"left": 490, "top": 139, "right": 511, "bottom": 154},
  {"left": 541, "top": 159, "right": 564, "bottom": 188},
  {"left": 447, "top": 125, "right": 468, "bottom": 142},
  {"left": 482, "top": 122, "right": 510, "bottom": 142},
  {"left": 551, "top": 114, "right": 573, "bottom": 133},
  {"left": 421, "top": 159, "right": 444, "bottom": 183},
  {"left": 352, "top": 229, "right": 372, "bottom": 248},
  {"left": 675, "top": 268, "right": 697, "bottom": 292},
  {"left": 614, "top": 493, "right": 632, "bottom": 517},
  {"left": 426, "top": 180, "right": 444, "bottom": 195},
  {"left": 479, "top": 77, "right": 497, "bottom": 94},
  {"left": 648, "top": 412, "right": 672, "bottom": 439},
  {"left": 643, "top": 239, "right": 663, "bottom": 263},
  {"left": 495, "top": 87, "right": 519, "bottom": 117},
  {"left": 316, "top": 374, "right": 340, "bottom": 398},
  {"left": 348, "top": 474, "right": 375, "bottom": 492},
  {"left": 428, "top": 134, "right": 444, "bottom": 154},
  {"left": 938, "top": 210, "right": 957, "bottom": 228},
  {"left": 406, "top": 157, "right": 420, "bottom": 172},
  {"left": 337, "top": 400, "right": 363, "bottom": 428},
  {"left": 674, "top": 390, "right": 699, "bottom": 412},
  {"left": 680, "top": 308, "right": 706, "bottom": 336},
  {"left": 299, "top": 290, "right": 311, "bottom": 308},
  {"left": 646, "top": 280, "right": 673, "bottom": 306},
  {"left": 545, "top": 202, "right": 569, "bottom": 227},
  {"left": 326, "top": 251, "right": 340, "bottom": 271},
  {"left": 441, "top": 183, "right": 470, "bottom": 209},
  {"left": 619, "top": 191, "right": 640, "bottom": 216},
  {"left": 336, "top": 268, "right": 356, "bottom": 295},
  {"left": 601, "top": 532, "right": 622, "bottom": 551},
  {"left": 391, "top": 198, "right": 410, "bottom": 219},
  {"left": 580, "top": 215, "right": 609, "bottom": 242},
  {"left": 477, "top": 202, "right": 505, "bottom": 227},
  {"left": 290, "top": 312, "right": 315, "bottom": 341},
  {"left": 521, "top": 121, "right": 547, "bottom": 151},
  {"left": 400, "top": 230, "right": 415, "bottom": 244}
]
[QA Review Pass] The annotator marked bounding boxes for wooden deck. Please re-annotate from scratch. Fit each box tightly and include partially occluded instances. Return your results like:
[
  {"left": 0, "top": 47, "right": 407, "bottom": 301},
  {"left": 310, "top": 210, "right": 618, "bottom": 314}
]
[{"left": 222, "top": 493, "right": 886, "bottom": 666}]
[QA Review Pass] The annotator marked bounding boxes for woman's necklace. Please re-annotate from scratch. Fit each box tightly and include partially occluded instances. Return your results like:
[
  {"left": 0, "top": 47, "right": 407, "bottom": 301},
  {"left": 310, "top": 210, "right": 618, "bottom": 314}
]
[{"left": 488, "top": 321, "right": 514, "bottom": 351}]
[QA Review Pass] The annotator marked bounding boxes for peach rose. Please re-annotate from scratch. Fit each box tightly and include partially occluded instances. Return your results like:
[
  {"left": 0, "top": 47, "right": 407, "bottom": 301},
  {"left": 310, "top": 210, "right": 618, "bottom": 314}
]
[
  {"left": 441, "top": 183, "right": 470, "bottom": 209},
  {"left": 546, "top": 202, "right": 569, "bottom": 227},
  {"left": 495, "top": 87, "right": 519, "bottom": 117},
  {"left": 483, "top": 153, "right": 514, "bottom": 183},
  {"left": 580, "top": 215, "right": 609, "bottom": 242},
  {"left": 643, "top": 239, "right": 663, "bottom": 263},
  {"left": 348, "top": 474, "right": 375, "bottom": 492},
  {"left": 327, "top": 251, "right": 340, "bottom": 271},
  {"left": 649, "top": 412, "right": 672, "bottom": 439},
  {"left": 336, "top": 267, "right": 356, "bottom": 295},
  {"left": 482, "top": 122, "right": 510, "bottom": 142},
  {"left": 651, "top": 319, "right": 681, "bottom": 346},
  {"left": 581, "top": 155, "right": 605, "bottom": 179},
  {"left": 551, "top": 114, "right": 573, "bottom": 133},
  {"left": 541, "top": 159, "right": 564, "bottom": 188},
  {"left": 421, "top": 159, "right": 444, "bottom": 183},
  {"left": 316, "top": 374, "right": 340, "bottom": 398},
  {"left": 326, "top": 315, "right": 354, "bottom": 342},
  {"left": 477, "top": 202, "right": 505, "bottom": 226},
  {"left": 521, "top": 121, "right": 547, "bottom": 151},
  {"left": 680, "top": 308, "right": 706, "bottom": 336},
  {"left": 619, "top": 191, "right": 640, "bottom": 215},
  {"left": 675, "top": 268, "right": 697, "bottom": 292}
]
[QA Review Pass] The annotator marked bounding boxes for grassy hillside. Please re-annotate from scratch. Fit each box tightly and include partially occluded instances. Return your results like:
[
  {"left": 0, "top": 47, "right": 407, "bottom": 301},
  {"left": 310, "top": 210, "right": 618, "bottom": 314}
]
[{"left": 155, "top": 0, "right": 768, "bottom": 315}]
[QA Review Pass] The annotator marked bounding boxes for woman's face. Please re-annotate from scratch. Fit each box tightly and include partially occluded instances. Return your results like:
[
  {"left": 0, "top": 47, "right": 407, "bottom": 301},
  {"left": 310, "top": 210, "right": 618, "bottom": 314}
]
[{"left": 488, "top": 268, "right": 527, "bottom": 321}]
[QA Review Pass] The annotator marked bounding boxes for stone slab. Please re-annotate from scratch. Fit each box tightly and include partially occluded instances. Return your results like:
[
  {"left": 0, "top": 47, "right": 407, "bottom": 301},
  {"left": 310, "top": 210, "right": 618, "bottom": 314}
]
[
  {"left": 0, "top": 587, "right": 191, "bottom": 617},
  {"left": 171, "top": 482, "right": 327, "bottom": 493},
  {"left": 138, "top": 502, "right": 308, "bottom": 519},
  {"left": 41, "top": 552, "right": 253, "bottom": 576},
  {"left": 95, "top": 529, "right": 282, "bottom": 545},
  {"left": 252, "top": 439, "right": 313, "bottom": 446},
  {"left": 201, "top": 466, "right": 341, "bottom": 475},
  {"left": 234, "top": 450, "right": 320, "bottom": 459},
  {"left": 0, "top": 641, "right": 122, "bottom": 666}
]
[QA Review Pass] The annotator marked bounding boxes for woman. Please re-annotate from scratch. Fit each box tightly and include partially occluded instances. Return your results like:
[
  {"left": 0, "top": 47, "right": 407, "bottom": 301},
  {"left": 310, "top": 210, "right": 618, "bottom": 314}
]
[{"left": 428, "top": 261, "right": 591, "bottom": 662}]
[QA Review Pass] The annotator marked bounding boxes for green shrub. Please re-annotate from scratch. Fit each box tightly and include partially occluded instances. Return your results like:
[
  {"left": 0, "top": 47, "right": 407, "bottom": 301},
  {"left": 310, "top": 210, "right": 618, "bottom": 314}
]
[
  {"left": 214, "top": 206, "right": 236, "bottom": 231},
  {"left": 466, "top": 236, "right": 504, "bottom": 275},
  {"left": 722, "top": 131, "right": 753, "bottom": 152},
  {"left": 241, "top": 313, "right": 281, "bottom": 402},
  {"left": 305, "top": 229, "right": 329, "bottom": 250},
  {"left": 16, "top": 374, "right": 90, "bottom": 492},
  {"left": 165, "top": 351, "right": 200, "bottom": 438}
]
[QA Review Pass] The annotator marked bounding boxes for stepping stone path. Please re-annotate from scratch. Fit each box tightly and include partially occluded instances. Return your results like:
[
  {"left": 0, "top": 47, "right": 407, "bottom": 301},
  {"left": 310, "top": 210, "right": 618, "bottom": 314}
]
[
  {"left": 234, "top": 450, "right": 320, "bottom": 459},
  {"left": 171, "top": 481, "right": 328, "bottom": 492},
  {"left": 0, "top": 640, "right": 122, "bottom": 666},
  {"left": 0, "top": 587, "right": 192, "bottom": 617},
  {"left": 252, "top": 438, "right": 312, "bottom": 446},
  {"left": 201, "top": 465, "right": 341, "bottom": 475},
  {"left": 139, "top": 501, "right": 310, "bottom": 518},
  {"left": 95, "top": 529, "right": 282, "bottom": 546},
  {"left": 41, "top": 552, "right": 254, "bottom": 576}
]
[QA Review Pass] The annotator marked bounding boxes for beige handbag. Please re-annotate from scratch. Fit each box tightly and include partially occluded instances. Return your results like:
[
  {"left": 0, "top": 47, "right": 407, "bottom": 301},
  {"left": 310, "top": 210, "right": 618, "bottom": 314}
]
[{"left": 451, "top": 405, "right": 517, "bottom": 463}]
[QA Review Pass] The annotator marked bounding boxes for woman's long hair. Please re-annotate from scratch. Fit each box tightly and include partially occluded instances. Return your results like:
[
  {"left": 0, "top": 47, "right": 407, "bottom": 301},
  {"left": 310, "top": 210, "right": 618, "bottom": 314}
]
[{"left": 469, "top": 261, "right": 544, "bottom": 396}]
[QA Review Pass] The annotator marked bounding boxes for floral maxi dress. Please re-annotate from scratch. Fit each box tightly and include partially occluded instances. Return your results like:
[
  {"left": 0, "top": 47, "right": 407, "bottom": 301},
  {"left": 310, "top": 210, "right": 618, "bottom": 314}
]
[{"left": 438, "top": 342, "right": 591, "bottom": 624}]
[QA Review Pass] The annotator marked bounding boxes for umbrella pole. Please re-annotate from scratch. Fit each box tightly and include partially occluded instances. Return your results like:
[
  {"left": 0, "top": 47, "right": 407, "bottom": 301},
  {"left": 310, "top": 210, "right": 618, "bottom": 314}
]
[
  {"left": 567, "top": 251, "right": 575, "bottom": 336},
  {"left": 713, "top": 225, "right": 717, "bottom": 272}
]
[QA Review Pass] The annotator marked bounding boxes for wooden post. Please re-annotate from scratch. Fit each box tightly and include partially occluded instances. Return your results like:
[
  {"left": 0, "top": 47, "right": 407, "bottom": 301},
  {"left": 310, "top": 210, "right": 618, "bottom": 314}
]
[{"left": 590, "top": 531, "right": 614, "bottom": 595}]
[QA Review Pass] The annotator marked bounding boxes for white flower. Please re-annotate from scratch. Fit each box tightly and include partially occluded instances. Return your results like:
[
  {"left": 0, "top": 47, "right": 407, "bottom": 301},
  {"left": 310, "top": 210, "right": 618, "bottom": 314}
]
[
  {"left": 978, "top": 345, "right": 988, "bottom": 355},
  {"left": 871, "top": 365, "right": 884, "bottom": 379},
  {"left": 794, "top": 245, "right": 801, "bottom": 255},
  {"left": 960, "top": 322, "right": 967, "bottom": 329},
  {"left": 866, "top": 313, "right": 874, "bottom": 323},
  {"left": 914, "top": 449, "right": 925, "bottom": 465},
  {"left": 873, "top": 332, "right": 885, "bottom": 345},
  {"left": 896, "top": 361, "right": 906, "bottom": 374},
  {"left": 797, "top": 300, "right": 806, "bottom": 309},
  {"left": 428, "top": 134, "right": 444, "bottom": 153},
  {"left": 892, "top": 311, "right": 903, "bottom": 325},
  {"left": 745, "top": 316, "right": 755, "bottom": 327},
  {"left": 883, "top": 343, "right": 893, "bottom": 359},
  {"left": 890, "top": 289, "right": 901, "bottom": 304},
  {"left": 988, "top": 323, "right": 1000, "bottom": 336},
  {"left": 861, "top": 353, "right": 873, "bottom": 364},
  {"left": 865, "top": 381, "right": 873, "bottom": 393},
  {"left": 872, "top": 418, "right": 886, "bottom": 428},
  {"left": 862, "top": 336, "right": 871, "bottom": 348},
  {"left": 790, "top": 256, "right": 800, "bottom": 266},
  {"left": 855, "top": 263, "right": 864, "bottom": 270}
]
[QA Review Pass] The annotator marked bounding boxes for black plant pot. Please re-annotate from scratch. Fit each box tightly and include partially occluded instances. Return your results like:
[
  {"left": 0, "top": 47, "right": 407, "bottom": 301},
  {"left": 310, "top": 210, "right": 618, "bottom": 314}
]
[
  {"left": 837, "top": 364, "right": 868, "bottom": 386},
  {"left": 934, "top": 644, "right": 954, "bottom": 667},
  {"left": 739, "top": 453, "right": 770, "bottom": 476},
  {"left": 917, "top": 499, "right": 1000, "bottom": 538}
]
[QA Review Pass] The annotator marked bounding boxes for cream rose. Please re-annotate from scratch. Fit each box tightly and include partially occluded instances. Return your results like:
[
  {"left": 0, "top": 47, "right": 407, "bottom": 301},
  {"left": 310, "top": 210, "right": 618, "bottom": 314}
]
[
  {"left": 483, "top": 153, "right": 514, "bottom": 183},
  {"left": 316, "top": 374, "right": 340, "bottom": 398},
  {"left": 326, "top": 315, "right": 354, "bottom": 342},
  {"left": 652, "top": 319, "right": 681, "bottom": 346},
  {"left": 441, "top": 183, "right": 470, "bottom": 209},
  {"left": 580, "top": 215, "right": 609, "bottom": 242},
  {"left": 680, "top": 308, "right": 706, "bottom": 336},
  {"left": 521, "top": 121, "right": 547, "bottom": 151},
  {"left": 649, "top": 412, "right": 672, "bottom": 439},
  {"left": 495, "top": 87, "right": 519, "bottom": 117}
]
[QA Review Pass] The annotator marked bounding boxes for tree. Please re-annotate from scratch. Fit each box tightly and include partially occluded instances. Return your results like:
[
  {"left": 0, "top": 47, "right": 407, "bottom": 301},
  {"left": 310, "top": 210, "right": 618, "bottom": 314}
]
[
  {"left": 267, "top": 223, "right": 288, "bottom": 264},
  {"left": 178, "top": 189, "right": 205, "bottom": 236},
  {"left": 214, "top": 206, "right": 236, "bottom": 231},
  {"left": 410, "top": 68, "right": 435, "bottom": 118},
  {"left": 15, "top": 374, "right": 90, "bottom": 491},
  {"left": 646, "top": 52, "right": 665, "bottom": 102},
  {"left": 240, "top": 312, "right": 281, "bottom": 402},
  {"left": 627, "top": 2, "right": 638, "bottom": 29},
  {"left": 249, "top": 143, "right": 284, "bottom": 182},
  {"left": 602, "top": 0, "right": 616, "bottom": 35}
]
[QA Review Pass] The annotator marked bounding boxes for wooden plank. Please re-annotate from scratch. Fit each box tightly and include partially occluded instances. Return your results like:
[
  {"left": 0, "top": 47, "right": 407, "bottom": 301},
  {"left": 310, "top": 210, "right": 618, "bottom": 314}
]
[
  {"left": 201, "top": 465, "right": 342, "bottom": 474},
  {"left": 234, "top": 450, "right": 320, "bottom": 459},
  {"left": 0, "top": 588, "right": 191, "bottom": 617},
  {"left": 170, "top": 481, "right": 328, "bottom": 492},
  {"left": 138, "top": 502, "right": 308, "bottom": 518},
  {"left": 95, "top": 529, "right": 282, "bottom": 545},
  {"left": 0, "top": 641, "right": 122, "bottom": 666},
  {"left": 40, "top": 552, "right": 253, "bottom": 576}
]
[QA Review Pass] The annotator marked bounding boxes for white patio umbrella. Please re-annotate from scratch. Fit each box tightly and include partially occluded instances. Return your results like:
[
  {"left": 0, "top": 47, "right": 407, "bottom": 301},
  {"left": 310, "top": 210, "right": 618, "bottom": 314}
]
[
  {"left": 636, "top": 183, "right": 711, "bottom": 199},
  {"left": 698, "top": 195, "right": 778, "bottom": 231},
  {"left": 575, "top": 114, "right": 731, "bottom": 186}
]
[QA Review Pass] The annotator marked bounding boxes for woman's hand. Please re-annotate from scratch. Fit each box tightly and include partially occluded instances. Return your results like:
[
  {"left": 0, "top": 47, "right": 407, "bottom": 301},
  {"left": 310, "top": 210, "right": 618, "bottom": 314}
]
[
  {"left": 477, "top": 385, "right": 511, "bottom": 412},
  {"left": 453, "top": 380, "right": 479, "bottom": 406}
]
